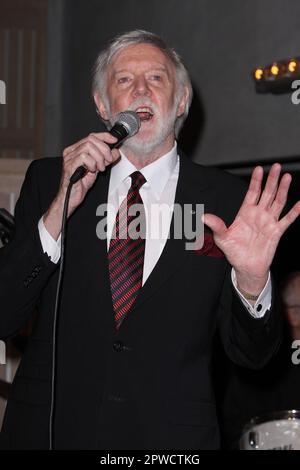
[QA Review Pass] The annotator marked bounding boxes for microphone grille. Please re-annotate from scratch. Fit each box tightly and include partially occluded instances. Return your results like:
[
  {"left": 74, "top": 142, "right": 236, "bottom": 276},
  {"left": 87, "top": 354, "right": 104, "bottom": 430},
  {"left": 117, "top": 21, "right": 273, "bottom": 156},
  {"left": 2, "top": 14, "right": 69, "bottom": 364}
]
[{"left": 116, "top": 111, "right": 141, "bottom": 137}]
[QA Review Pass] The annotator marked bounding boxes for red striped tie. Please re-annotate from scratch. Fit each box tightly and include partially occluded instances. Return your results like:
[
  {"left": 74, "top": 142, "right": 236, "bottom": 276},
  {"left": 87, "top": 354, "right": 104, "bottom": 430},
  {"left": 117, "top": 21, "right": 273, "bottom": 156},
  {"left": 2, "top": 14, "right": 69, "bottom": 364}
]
[{"left": 108, "top": 171, "right": 146, "bottom": 330}]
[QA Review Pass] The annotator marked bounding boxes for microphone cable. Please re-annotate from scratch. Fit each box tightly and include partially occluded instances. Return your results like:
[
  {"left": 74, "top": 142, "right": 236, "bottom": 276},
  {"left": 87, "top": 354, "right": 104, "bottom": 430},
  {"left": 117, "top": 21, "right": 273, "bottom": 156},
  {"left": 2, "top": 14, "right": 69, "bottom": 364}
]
[{"left": 48, "top": 172, "right": 79, "bottom": 450}]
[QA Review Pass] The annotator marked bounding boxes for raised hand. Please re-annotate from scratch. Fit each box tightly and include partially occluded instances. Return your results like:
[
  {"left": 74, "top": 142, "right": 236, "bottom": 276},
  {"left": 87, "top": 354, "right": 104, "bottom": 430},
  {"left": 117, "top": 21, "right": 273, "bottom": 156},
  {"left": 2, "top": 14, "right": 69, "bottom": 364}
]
[{"left": 202, "top": 163, "right": 300, "bottom": 295}]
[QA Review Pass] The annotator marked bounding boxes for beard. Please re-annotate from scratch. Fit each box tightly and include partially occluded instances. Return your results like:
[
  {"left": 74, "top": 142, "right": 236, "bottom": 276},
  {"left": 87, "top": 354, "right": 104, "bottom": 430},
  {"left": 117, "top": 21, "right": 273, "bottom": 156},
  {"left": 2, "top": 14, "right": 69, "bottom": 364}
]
[{"left": 106, "top": 97, "right": 179, "bottom": 157}]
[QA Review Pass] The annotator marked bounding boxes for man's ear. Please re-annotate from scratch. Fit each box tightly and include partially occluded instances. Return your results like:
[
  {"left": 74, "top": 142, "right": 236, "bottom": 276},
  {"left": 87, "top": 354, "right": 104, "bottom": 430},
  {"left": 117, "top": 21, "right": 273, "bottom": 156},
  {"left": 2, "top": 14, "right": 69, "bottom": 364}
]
[
  {"left": 176, "top": 86, "right": 189, "bottom": 118},
  {"left": 94, "top": 92, "right": 109, "bottom": 120}
]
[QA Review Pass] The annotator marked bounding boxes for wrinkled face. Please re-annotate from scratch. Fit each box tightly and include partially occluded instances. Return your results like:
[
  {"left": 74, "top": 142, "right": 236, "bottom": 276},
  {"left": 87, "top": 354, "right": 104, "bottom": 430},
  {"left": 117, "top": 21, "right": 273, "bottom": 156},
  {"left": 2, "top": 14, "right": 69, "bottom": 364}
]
[{"left": 95, "top": 43, "right": 187, "bottom": 155}]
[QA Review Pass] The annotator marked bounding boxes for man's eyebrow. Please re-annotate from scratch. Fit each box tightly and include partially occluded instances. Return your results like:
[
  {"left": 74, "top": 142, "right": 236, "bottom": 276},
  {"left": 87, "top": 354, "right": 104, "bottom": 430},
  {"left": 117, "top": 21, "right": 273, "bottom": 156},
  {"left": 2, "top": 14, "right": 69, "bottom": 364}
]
[
  {"left": 147, "top": 66, "right": 170, "bottom": 75},
  {"left": 113, "top": 69, "right": 132, "bottom": 75},
  {"left": 148, "top": 66, "right": 168, "bottom": 72},
  {"left": 113, "top": 66, "right": 169, "bottom": 75}
]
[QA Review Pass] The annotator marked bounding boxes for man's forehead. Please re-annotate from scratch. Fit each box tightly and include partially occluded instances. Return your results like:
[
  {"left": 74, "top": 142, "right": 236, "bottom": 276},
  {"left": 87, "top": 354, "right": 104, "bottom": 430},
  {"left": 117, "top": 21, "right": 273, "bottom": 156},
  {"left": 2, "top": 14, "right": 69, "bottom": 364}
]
[{"left": 109, "top": 43, "right": 174, "bottom": 72}]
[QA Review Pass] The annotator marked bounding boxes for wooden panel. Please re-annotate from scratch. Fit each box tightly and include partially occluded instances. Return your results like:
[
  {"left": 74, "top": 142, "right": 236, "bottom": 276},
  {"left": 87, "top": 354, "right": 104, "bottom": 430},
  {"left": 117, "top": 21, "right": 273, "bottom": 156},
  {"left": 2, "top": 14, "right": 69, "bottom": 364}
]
[
  {"left": 0, "top": 0, "right": 47, "bottom": 160},
  {"left": 0, "top": 29, "right": 8, "bottom": 128},
  {"left": 7, "top": 28, "right": 17, "bottom": 131}
]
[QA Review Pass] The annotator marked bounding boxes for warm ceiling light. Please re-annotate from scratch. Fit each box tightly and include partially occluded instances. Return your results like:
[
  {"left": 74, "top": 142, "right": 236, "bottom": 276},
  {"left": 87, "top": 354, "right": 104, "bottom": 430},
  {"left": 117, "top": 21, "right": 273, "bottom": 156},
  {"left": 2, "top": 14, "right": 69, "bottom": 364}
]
[
  {"left": 254, "top": 68, "right": 264, "bottom": 80},
  {"left": 288, "top": 60, "right": 297, "bottom": 73},
  {"left": 253, "top": 56, "right": 300, "bottom": 94},
  {"left": 270, "top": 63, "right": 280, "bottom": 75}
]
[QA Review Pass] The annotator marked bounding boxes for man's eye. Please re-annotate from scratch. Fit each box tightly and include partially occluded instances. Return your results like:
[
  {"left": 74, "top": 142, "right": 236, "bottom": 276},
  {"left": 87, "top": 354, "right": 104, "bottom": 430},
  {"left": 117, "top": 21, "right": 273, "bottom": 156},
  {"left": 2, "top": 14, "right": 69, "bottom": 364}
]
[
  {"left": 150, "top": 75, "right": 162, "bottom": 81},
  {"left": 117, "top": 77, "right": 131, "bottom": 84}
]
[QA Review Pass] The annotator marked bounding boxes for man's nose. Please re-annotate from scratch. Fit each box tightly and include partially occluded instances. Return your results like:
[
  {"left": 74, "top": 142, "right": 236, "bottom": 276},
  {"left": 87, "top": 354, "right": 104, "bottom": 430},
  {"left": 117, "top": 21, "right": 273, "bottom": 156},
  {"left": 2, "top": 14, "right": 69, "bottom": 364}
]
[{"left": 132, "top": 76, "right": 151, "bottom": 97}]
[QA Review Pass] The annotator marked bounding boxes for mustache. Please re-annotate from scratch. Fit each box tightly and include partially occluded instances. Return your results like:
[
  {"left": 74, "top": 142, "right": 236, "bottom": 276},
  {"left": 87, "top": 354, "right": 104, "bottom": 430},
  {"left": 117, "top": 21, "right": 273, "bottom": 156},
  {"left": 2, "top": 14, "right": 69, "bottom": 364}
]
[
  {"left": 127, "top": 98, "right": 159, "bottom": 115},
  {"left": 108, "top": 99, "right": 161, "bottom": 126}
]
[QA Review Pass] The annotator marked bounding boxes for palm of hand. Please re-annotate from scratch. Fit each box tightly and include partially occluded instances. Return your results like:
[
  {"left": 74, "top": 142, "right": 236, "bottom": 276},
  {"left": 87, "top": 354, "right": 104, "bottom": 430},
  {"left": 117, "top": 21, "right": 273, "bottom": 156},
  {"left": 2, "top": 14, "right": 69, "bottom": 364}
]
[
  {"left": 203, "top": 164, "right": 300, "bottom": 283},
  {"left": 215, "top": 203, "right": 281, "bottom": 279}
]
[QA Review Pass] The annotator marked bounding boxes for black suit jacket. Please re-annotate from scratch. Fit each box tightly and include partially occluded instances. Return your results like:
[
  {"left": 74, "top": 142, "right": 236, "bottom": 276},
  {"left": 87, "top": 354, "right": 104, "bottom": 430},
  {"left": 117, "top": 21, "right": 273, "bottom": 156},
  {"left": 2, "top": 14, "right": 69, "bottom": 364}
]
[{"left": 0, "top": 153, "right": 281, "bottom": 449}]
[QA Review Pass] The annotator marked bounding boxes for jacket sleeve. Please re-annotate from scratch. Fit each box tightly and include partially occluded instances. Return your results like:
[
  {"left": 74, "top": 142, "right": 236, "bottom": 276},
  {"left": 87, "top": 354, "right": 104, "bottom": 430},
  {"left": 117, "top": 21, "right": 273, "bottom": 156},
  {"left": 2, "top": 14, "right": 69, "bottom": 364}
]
[
  {"left": 0, "top": 160, "right": 58, "bottom": 339},
  {"left": 217, "top": 264, "right": 282, "bottom": 370}
]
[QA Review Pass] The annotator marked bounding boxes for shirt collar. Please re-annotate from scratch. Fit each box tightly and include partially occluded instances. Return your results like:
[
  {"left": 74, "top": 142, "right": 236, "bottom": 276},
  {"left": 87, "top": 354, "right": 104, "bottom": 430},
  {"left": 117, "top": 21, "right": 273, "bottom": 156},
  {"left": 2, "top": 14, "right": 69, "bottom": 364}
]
[{"left": 109, "top": 142, "right": 178, "bottom": 200}]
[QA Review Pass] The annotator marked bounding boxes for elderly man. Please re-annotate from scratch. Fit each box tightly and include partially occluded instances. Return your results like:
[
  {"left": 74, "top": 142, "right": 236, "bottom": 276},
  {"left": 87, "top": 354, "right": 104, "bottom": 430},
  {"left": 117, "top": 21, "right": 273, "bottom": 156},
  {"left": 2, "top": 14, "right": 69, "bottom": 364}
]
[{"left": 0, "top": 30, "right": 299, "bottom": 450}]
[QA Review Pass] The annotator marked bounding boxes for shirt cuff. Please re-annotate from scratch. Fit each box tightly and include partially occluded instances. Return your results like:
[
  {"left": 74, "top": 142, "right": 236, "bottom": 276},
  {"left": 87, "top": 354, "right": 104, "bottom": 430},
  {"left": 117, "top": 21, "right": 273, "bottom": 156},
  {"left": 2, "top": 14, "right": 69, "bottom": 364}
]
[
  {"left": 231, "top": 268, "right": 272, "bottom": 318},
  {"left": 38, "top": 216, "right": 61, "bottom": 264}
]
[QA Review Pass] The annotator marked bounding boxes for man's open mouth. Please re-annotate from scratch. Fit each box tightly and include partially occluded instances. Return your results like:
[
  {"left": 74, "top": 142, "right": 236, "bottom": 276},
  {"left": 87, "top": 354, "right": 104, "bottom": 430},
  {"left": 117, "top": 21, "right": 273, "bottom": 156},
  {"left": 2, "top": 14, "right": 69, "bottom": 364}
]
[{"left": 135, "top": 107, "right": 154, "bottom": 122}]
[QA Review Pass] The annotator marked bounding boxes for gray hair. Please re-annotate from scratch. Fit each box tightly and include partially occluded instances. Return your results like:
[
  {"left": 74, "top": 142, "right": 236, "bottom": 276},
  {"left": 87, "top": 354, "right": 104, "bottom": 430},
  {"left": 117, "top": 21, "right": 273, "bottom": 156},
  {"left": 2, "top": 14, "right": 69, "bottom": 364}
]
[{"left": 92, "top": 29, "right": 193, "bottom": 137}]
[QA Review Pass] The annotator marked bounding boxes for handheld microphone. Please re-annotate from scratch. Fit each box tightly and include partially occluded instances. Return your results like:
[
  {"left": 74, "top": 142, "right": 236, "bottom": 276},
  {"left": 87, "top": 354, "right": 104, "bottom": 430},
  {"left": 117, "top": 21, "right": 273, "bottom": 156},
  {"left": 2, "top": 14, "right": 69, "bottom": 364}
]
[{"left": 70, "top": 111, "right": 141, "bottom": 184}]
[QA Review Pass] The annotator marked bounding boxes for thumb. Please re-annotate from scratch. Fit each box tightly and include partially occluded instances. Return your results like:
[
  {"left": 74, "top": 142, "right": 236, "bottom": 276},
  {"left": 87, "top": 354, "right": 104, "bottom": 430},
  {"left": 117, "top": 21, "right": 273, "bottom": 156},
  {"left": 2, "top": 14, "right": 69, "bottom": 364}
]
[
  {"left": 201, "top": 213, "right": 227, "bottom": 237},
  {"left": 111, "top": 148, "right": 121, "bottom": 161}
]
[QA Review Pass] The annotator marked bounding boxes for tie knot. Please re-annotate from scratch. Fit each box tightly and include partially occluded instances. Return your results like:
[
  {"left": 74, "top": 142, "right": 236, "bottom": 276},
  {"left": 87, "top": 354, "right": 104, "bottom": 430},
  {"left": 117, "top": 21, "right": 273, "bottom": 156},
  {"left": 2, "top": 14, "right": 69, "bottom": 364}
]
[{"left": 130, "top": 171, "right": 146, "bottom": 190}]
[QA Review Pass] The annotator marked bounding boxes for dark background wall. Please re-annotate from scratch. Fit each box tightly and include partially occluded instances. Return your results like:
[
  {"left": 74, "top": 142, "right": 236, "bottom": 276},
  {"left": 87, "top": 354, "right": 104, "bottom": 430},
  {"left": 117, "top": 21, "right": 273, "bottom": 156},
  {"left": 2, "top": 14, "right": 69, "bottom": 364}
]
[{"left": 49, "top": 0, "right": 300, "bottom": 168}]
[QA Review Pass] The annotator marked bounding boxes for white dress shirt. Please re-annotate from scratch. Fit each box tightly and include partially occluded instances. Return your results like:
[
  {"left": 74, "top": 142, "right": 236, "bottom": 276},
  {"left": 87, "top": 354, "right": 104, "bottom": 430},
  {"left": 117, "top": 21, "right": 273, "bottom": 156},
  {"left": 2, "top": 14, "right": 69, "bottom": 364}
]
[{"left": 38, "top": 142, "right": 272, "bottom": 318}]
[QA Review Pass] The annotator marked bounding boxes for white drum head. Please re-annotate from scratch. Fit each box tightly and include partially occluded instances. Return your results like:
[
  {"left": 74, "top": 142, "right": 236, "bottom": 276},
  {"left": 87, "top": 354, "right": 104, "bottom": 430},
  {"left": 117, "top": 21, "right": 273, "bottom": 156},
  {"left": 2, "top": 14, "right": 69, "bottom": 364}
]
[{"left": 240, "top": 410, "right": 300, "bottom": 450}]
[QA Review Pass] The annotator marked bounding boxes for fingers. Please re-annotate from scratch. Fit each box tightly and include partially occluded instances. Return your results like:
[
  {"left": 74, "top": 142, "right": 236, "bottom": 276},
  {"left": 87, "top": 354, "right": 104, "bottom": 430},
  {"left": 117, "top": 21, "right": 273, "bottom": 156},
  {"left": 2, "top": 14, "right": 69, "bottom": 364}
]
[
  {"left": 63, "top": 137, "right": 88, "bottom": 158},
  {"left": 58, "top": 151, "right": 100, "bottom": 197},
  {"left": 278, "top": 200, "right": 300, "bottom": 233},
  {"left": 63, "top": 132, "right": 120, "bottom": 177},
  {"left": 242, "top": 166, "right": 264, "bottom": 206},
  {"left": 69, "top": 140, "right": 110, "bottom": 170},
  {"left": 63, "top": 132, "right": 118, "bottom": 159},
  {"left": 201, "top": 214, "right": 227, "bottom": 237},
  {"left": 258, "top": 163, "right": 282, "bottom": 209},
  {"left": 88, "top": 133, "right": 120, "bottom": 167},
  {"left": 270, "top": 172, "right": 292, "bottom": 219},
  {"left": 68, "top": 152, "right": 98, "bottom": 176},
  {"left": 243, "top": 163, "right": 292, "bottom": 219}
]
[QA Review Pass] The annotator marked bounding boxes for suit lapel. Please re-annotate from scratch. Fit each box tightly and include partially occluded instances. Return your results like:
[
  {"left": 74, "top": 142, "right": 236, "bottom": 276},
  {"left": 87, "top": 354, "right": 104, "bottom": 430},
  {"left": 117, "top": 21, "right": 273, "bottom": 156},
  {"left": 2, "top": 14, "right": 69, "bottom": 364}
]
[{"left": 128, "top": 153, "right": 216, "bottom": 315}]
